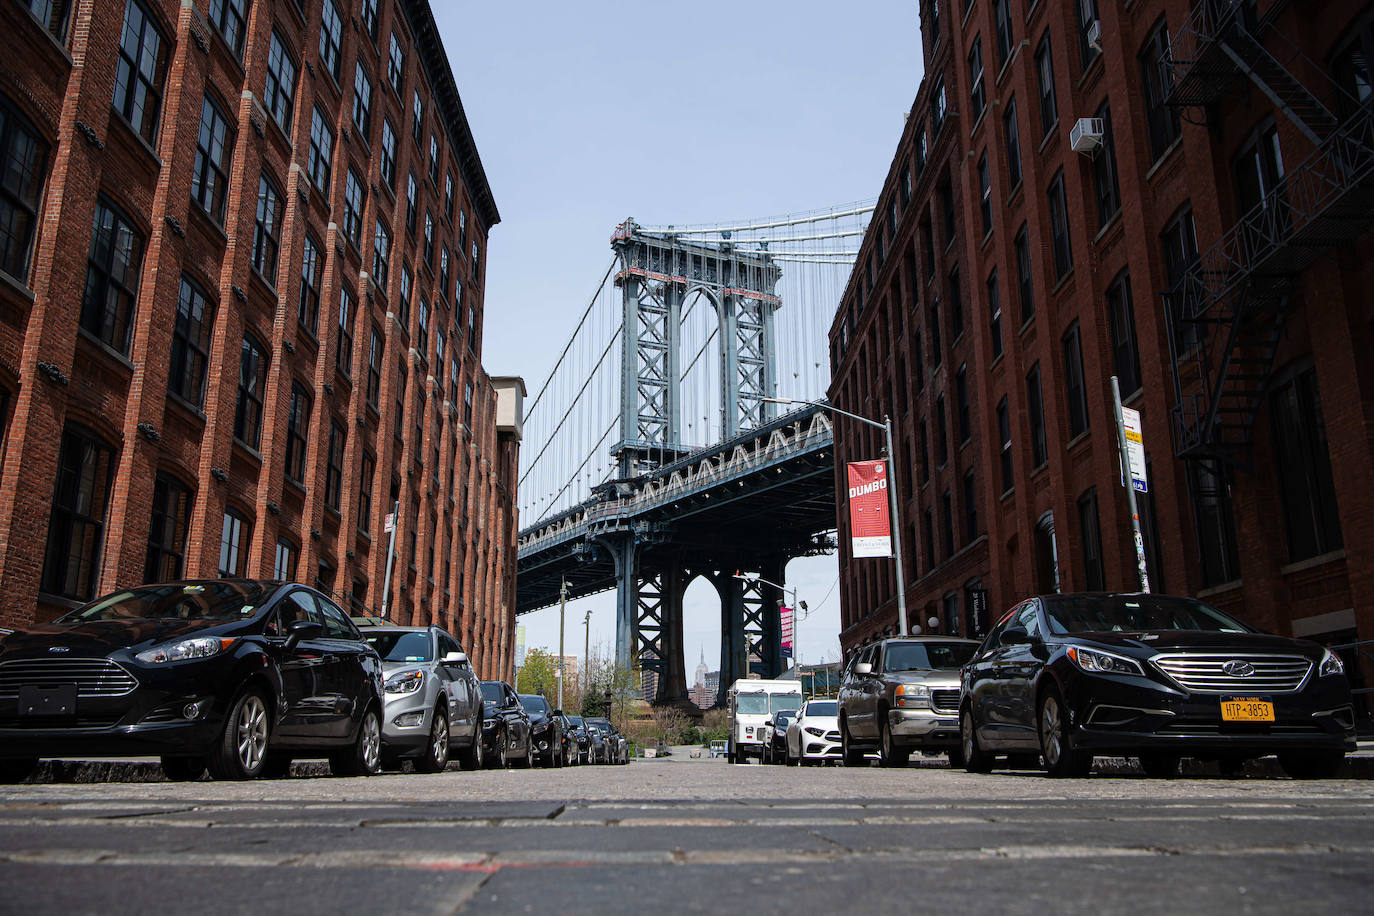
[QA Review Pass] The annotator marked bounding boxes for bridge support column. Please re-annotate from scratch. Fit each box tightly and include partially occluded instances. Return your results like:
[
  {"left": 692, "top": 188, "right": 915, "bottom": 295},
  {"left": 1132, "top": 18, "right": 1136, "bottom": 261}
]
[
  {"left": 656, "top": 559, "right": 688, "bottom": 705},
  {"left": 718, "top": 573, "right": 747, "bottom": 705},
  {"left": 604, "top": 533, "right": 639, "bottom": 671},
  {"left": 758, "top": 558, "right": 787, "bottom": 679}
]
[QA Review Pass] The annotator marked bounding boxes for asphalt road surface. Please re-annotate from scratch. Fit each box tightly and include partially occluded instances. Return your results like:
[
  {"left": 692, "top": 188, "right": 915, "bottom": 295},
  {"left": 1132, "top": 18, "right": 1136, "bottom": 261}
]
[{"left": 2, "top": 752, "right": 1373, "bottom": 915}]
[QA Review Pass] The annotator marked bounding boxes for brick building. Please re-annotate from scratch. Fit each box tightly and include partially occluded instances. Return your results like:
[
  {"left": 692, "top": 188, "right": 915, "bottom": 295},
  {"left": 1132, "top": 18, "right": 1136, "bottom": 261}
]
[
  {"left": 828, "top": 0, "right": 1374, "bottom": 691},
  {"left": 0, "top": 0, "right": 522, "bottom": 679}
]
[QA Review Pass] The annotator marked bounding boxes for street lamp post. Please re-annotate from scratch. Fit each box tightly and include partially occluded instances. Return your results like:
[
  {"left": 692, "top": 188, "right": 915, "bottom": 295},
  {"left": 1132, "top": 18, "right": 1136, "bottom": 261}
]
[
  {"left": 731, "top": 571, "right": 807, "bottom": 673},
  {"left": 764, "top": 397, "right": 909, "bottom": 637}
]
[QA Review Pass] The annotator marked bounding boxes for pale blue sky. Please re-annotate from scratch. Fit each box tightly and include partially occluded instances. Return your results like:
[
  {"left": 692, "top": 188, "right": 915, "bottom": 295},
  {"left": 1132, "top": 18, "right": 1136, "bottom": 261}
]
[{"left": 435, "top": 1, "right": 925, "bottom": 675}]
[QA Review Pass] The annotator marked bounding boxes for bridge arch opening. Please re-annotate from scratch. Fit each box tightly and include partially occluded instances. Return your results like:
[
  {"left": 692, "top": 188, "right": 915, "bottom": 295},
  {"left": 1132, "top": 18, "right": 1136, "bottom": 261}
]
[{"left": 679, "top": 286, "right": 723, "bottom": 449}]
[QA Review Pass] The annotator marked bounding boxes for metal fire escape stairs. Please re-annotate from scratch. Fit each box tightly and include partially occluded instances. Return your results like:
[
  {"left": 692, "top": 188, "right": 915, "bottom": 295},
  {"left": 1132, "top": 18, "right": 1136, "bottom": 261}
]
[{"left": 1163, "top": 0, "right": 1374, "bottom": 469}]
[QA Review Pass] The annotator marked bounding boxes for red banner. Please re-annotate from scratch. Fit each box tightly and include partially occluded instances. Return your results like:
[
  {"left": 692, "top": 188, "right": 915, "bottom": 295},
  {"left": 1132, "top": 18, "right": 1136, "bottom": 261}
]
[
  {"left": 780, "top": 606, "right": 794, "bottom": 659},
  {"left": 847, "top": 460, "right": 892, "bottom": 558}
]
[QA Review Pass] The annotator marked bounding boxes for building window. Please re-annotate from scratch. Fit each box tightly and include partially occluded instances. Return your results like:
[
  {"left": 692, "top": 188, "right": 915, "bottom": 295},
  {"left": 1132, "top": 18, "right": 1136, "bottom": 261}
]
[
  {"left": 412, "top": 89, "right": 423, "bottom": 144},
  {"left": 1188, "top": 459, "right": 1240, "bottom": 587},
  {"left": 955, "top": 365, "right": 970, "bottom": 444},
  {"left": 285, "top": 382, "right": 312, "bottom": 483},
  {"left": 940, "top": 179, "right": 956, "bottom": 245},
  {"left": 319, "top": 0, "right": 343, "bottom": 81},
  {"left": 435, "top": 327, "right": 447, "bottom": 395},
  {"left": 1047, "top": 169, "right": 1072, "bottom": 280},
  {"left": 42, "top": 426, "right": 115, "bottom": 600},
  {"left": 1014, "top": 223, "right": 1034, "bottom": 324},
  {"left": 80, "top": 196, "right": 144, "bottom": 355},
  {"left": 993, "top": 0, "right": 1013, "bottom": 68},
  {"left": 263, "top": 30, "right": 296, "bottom": 133},
  {"left": 367, "top": 324, "right": 383, "bottom": 407},
  {"left": 463, "top": 381, "right": 473, "bottom": 429},
  {"left": 373, "top": 219, "right": 390, "bottom": 289},
  {"left": 1161, "top": 204, "right": 1199, "bottom": 353},
  {"left": 930, "top": 299, "right": 942, "bottom": 367},
  {"left": 360, "top": 0, "right": 378, "bottom": 42},
  {"left": 997, "top": 396, "right": 1013, "bottom": 494},
  {"left": 941, "top": 489, "right": 955, "bottom": 558},
  {"left": 336, "top": 284, "right": 355, "bottom": 378},
  {"left": 234, "top": 333, "right": 268, "bottom": 449},
  {"left": 168, "top": 274, "right": 214, "bottom": 409},
  {"left": 380, "top": 119, "right": 397, "bottom": 189},
  {"left": 274, "top": 538, "right": 296, "bottom": 581},
  {"left": 207, "top": 0, "right": 247, "bottom": 58},
  {"left": 325, "top": 419, "right": 346, "bottom": 511},
  {"left": 968, "top": 37, "right": 986, "bottom": 122},
  {"left": 1027, "top": 362, "right": 1047, "bottom": 468},
  {"left": 948, "top": 264, "right": 964, "bottom": 339},
  {"left": 963, "top": 469, "right": 977, "bottom": 543},
  {"left": 935, "top": 393, "right": 949, "bottom": 467},
  {"left": 294, "top": 233, "right": 323, "bottom": 336},
  {"left": 353, "top": 62, "right": 373, "bottom": 140},
  {"left": 28, "top": 0, "right": 73, "bottom": 42},
  {"left": 916, "top": 123, "right": 928, "bottom": 172},
  {"left": 0, "top": 99, "right": 48, "bottom": 282},
  {"left": 977, "top": 151, "right": 992, "bottom": 237},
  {"left": 395, "top": 365, "right": 407, "bottom": 441},
  {"left": 1270, "top": 364, "right": 1343, "bottom": 562},
  {"left": 1077, "top": 487, "right": 1105, "bottom": 591},
  {"left": 439, "top": 245, "right": 450, "bottom": 299},
  {"left": 388, "top": 30, "right": 404, "bottom": 94},
  {"left": 1063, "top": 321, "right": 1089, "bottom": 439},
  {"left": 1139, "top": 17, "right": 1180, "bottom": 161},
  {"left": 218, "top": 509, "right": 249, "bottom": 577},
  {"left": 252, "top": 174, "right": 282, "bottom": 283},
  {"left": 358, "top": 451, "right": 375, "bottom": 531},
  {"left": 308, "top": 107, "right": 333, "bottom": 192},
  {"left": 192, "top": 95, "right": 233, "bottom": 222},
  {"left": 458, "top": 208, "right": 468, "bottom": 249},
  {"left": 933, "top": 77, "right": 947, "bottom": 135},
  {"left": 343, "top": 168, "right": 364, "bottom": 247},
  {"left": 1003, "top": 97, "right": 1022, "bottom": 190},
  {"left": 429, "top": 133, "right": 439, "bottom": 185},
  {"left": 1106, "top": 270, "right": 1142, "bottom": 397},
  {"left": 145, "top": 473, "right": 192, "bottom": 582},
  {"left": 900, "top": 165, "right": 912, "bottom": 207},
  {"left": 398, "top": 263, "right": 412, "bottom": 329},
  {"left": 405, "top": 172, "right": 417, "bottom": 235},
  {"left": 1076, "top": 0, "right": 1101, "bottom": 71},
  {"left": 417, "top": 296, "right": 430, "bottom": 355},
  {"left": 1235, "top": 120, "right": 1285, "bottom": 220},
  {"left": 445, "top": 171, "right": 455, "bottom": 220},
  {"left": 1092, "top": 102, "right": 1121, "bottom": 228},
  {"left": 924, "top": 506, "right": 936, "bottom": 570},
  {"left": 423, "top": 212, "right": 434, "bottom": 269},
  {"left": 1036, "top": 34, "right": 1058, "bottom": 137},
  {"left": 987, "top": 268, "right": 1003, "bottom": 360},
  {"left": 113, "top": 0, "right": 168, "bottom": 144}
]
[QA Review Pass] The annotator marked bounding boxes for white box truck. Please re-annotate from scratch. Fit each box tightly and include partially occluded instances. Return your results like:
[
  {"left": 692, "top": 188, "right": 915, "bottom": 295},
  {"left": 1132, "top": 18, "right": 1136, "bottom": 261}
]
[{"left": 726, "top": 678, "right": 803, "bottom": 764}]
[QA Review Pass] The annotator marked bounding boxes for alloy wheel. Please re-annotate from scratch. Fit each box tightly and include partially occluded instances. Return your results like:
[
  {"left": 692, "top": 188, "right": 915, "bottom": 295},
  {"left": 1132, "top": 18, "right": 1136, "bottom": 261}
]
[
  {"left": 361, "top": 712, "right": 381, "bottom": 773},
  {"left": 1040, "top": 695, "right": 1064, "bottom": 767},
  {"left": 236, "top": 693, "right": 268, "bottom": 773}
]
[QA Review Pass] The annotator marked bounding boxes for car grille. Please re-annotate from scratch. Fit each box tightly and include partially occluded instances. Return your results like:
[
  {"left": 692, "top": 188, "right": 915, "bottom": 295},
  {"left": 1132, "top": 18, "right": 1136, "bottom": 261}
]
[
  {"left": 0, "top": 714, "right": 124, "bottom": 730},
  {"left": 1151, "top": 654, "right": 1312, "bottom": 694},
  {"left": 0, "top": 658, "right": 138, "bottom": 699},
  {"left": 930, "top": 688, "right": 960, "bottom": 713}
]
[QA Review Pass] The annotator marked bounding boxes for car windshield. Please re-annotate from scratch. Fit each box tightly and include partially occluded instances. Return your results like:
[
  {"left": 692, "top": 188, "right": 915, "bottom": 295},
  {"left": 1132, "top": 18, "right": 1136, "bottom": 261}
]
[
  {"left": 587, "top": 718, "right": 611, "bottom": 731},
  {"left": 364, "top": 631, "right": 432, "bottom": 662},
  {"left": 884, "top": 641, "right": 977, "bottom": 672},
  {"left": 568, "top": 716, "right": 584, "bottom": 728},
  {"left": 736, "top": 693, "right": 769, "bottom": 715},
  {"left": 1043, "top": 595, "right": 1252, "bottom": 635},
  {"left": 59, "top": 582, "right": 268, "bottom": 623},
  {"left": 770, "top": 692, "right": 803, "bottom": 715},
  {"left": 805, "top": 701, "right": 838, "bottom": 717},
  {"left": 480, "top": 683, "right": 506, "bottom": 705},
  {"left": 520, "top": 695, "right": 549, "bottom": 715}
]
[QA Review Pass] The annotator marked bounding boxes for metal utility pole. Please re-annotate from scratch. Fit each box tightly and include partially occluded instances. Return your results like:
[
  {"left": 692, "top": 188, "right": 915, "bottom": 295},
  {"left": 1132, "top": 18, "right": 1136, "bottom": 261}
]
[
  {"left": 1111, "top": 376, "right": 1151, "bottom": 593},
  {"left": 558, "top": 577, "right": 568, "bottom": 710},
  {"left": 379, "top": 500, "right": 400, "bottom": 621},
  {"left": 583, "top": 609, "right": 593, "bottom": 697}
]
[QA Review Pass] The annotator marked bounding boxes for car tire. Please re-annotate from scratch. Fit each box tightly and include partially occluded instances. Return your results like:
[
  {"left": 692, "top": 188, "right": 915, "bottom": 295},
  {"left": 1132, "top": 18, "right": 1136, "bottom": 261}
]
[
  {"left": 488, "top": 728, "right": 507, "bottom": 769},
  {"left": 458, "top": 732, "right": 484, "bottom": 770},
  {"left": 879, "top": 717, "right": 909, "bottom": 767},
  {"left": 841, "top": 719, "right": 866, "bottom": 767},
  {"left": 1139, "top": 754, "right": 1181, "bottom": 779},
  {"left": 261, "top": 753, "right": 292, "bottom": 779},
  {"left": 160, "top": 756, "right": 206, "bottom": 782},
  {"left": 415, "top": 709, "right": 450, "bottom": 774},
  {"left": 1038, "top": 688, "right": 1091, "bottom": 779},
  {"left": 1278, "top": 749, "right": 1345, "bottom": 780},
  {"left": 516, "top": 740, "right": 533, "bottom": 768},
  {"left": 207, "top": 686, "right": 270, "bottom": 781},
  {"left": 960, "top": 705, "right": 993, "bottom": 773},
  {"left": 330, "top": 705, "right": 382, "bottom": 777},
  {"left": 0, "top": 758, "right": 37, "bottom": 784}
]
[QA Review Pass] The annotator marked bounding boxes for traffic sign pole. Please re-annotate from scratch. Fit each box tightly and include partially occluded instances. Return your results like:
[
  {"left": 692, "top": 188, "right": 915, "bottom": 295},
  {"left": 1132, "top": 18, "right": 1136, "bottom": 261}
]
[{"left": 1112, "top": 377, "right": 1151, "bottom": 593}]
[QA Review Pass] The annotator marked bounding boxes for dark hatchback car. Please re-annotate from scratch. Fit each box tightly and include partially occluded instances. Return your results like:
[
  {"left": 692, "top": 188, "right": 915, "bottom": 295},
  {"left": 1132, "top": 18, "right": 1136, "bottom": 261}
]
[
  {"left": 960, "top": 593, "right": 1356, "bottom": 778},
  {"left": 762, "top": 710, "right": 796, "bottom": 764},
  {"left": 0, "top": 581, "right": 385, "bottom": 782},
  {"left": 519, "top": 693, "right": 566, "bottom": 767},
  {"left": 479, "top": 680, "right": 532, "bottom": 768},
  {"left": 564, "top": 713, "right": 591, "bottom": 764}
]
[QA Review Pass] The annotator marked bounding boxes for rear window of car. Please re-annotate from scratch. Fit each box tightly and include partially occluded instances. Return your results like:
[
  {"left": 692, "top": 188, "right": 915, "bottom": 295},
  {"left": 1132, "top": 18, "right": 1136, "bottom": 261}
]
[
  {"left": 365, "top": 631, "right": 432, "bottom": 661},
  {"left": 480, "top": 682, "right": 506, "bottom": 705},
  {"left": 520, "top": 695, "right": 549, "bottom": 714},
  {"left": 884, "top": 641, "right": 976, "bottom": 671},
  {"left": 1043, "top": 595, "right": 1251, "bottom": 635},
  {"left": 60, "top": 582, "right": 268, "bottom": 623}
]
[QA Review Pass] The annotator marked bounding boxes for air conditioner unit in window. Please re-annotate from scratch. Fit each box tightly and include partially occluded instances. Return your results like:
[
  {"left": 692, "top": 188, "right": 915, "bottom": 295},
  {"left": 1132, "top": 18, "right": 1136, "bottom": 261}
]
[
  {"left": 1087, "top": 20, "right": 1102, "bottom": 52},
  {"left": 1070, "top": 117, "right": 1105, "bottom": 153}
]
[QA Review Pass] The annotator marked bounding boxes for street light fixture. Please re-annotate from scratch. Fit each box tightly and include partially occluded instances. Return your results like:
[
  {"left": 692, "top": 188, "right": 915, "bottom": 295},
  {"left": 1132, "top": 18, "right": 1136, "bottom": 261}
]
[
  {"left": 763, "top": 396, "right": 909, "bottom": 637},
  {"left": 731, "top": 571, "right": 808, "bottom": 669}
]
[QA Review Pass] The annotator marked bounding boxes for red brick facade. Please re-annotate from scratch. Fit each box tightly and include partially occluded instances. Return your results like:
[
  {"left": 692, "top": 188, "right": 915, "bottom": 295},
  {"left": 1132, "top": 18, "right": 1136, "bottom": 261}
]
[
  {"left": 828, "top": 0, "right": 1374, "bottom": 696},
  {"left": 0, "top": 0, "right": 520, "bottom": 680}
]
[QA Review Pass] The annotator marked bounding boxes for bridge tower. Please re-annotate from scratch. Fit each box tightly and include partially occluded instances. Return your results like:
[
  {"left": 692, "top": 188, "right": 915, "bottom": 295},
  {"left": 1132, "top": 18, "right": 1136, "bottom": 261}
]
[{"left": 603, "top": 219, "right": 787, "bottom": 702}]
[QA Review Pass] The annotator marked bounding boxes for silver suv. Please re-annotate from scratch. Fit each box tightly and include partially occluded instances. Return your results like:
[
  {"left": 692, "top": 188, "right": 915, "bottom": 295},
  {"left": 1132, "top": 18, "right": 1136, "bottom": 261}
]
[{"left": 364, "top": 626, "right": 484, "bottom": 772}]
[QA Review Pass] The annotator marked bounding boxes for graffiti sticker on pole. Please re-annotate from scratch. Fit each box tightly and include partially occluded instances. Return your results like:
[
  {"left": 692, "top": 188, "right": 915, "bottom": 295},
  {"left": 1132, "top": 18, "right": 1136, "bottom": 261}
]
[
  {"left": 847, "top": 460, "right": 893, "bottom": 558},
  {"left": 1122, "top": 406, "right": 1148, "bottom": 493}
]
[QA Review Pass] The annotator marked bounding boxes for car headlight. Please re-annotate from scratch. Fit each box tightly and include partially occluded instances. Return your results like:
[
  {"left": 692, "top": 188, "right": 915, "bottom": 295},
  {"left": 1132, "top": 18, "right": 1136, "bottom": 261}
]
[
  {"left": 1320, "top": 649, "right": 1345, "bottom": 677},
  {"left": 896, "top": 684, "right": 931, "bottom": 708},
  {"left": 135, "top": 636, "right": 235, "bottom": 664},
  {"left": 1066, "top": 646, "right": 1145, "bottom": 676},
  {"left": 384, "top": 670, "right": 424, "bottom": 694},
  {"left": 804, "top": 726, "right": 825, "bottom": 737}
]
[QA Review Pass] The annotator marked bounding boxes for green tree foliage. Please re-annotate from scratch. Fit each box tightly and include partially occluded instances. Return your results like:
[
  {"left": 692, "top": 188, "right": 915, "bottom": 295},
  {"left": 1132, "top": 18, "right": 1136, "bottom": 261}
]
[{"left": 516, "top": 647, "right": 558, "bottom": 697}]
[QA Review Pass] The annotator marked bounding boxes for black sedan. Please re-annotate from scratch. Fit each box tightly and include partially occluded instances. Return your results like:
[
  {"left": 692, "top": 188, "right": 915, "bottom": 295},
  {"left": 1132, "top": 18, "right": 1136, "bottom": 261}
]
[
  {"left": 0, "top": 580, "right": 385, "bottom": 782},
  {"left": 519, "top": 693, "right": 565, "bottom": 767},
  {"left": 960, "top": 593, "right": 1356, "bottom": 779},
  {"left": 479, "top": 680, "right": 532, "bottom": 767}
]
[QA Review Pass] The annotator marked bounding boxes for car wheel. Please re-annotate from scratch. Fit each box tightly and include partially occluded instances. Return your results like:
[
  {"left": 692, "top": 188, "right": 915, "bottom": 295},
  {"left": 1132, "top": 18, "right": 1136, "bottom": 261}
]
[
  {"left": 1038, "top": 688, "right": 1091, "bottom": 779},
  {"left": 841, "top": 719, "right": 866, "bottom": 767},
  {"left": 785, "top": 742, "right": 798, "bottom": 766},
  {"left": 516, "top": 738, "right": 533, "bottom": 768},
  {"left": 1139, "top": 754, "right": 1181, "bottom": 779},
  {"left": 1278, "top": 749, "right": 1345, "bottom": 779},
  {"left": 879, "top": 717, "right": 909, "bottom": 767},
  {"left": 208, "top": 686, "right": 270, "bottom": 780},
  {"left": 415, "top": 709, "right": 450, "bottom": 774},
  {"left": 960, "top": 705, "right": 993, "bottom": 773},
  {"left": 488, "top": 729, "right": 507, "bottom": 769},
  {"left": 0, "top": 759, "right": 38, "bottom": 784},
  {"left": 160, "top": 756, "right": 206, "bottom": 782},
  {"left": 261, "top": 753, "right": 293, "bottom": 779},
  {"left": 330, "top": 706, "right": 382, "bottom": 777},
  {"left": 458, "top": 731, "right": 484, "bottom": 770}
]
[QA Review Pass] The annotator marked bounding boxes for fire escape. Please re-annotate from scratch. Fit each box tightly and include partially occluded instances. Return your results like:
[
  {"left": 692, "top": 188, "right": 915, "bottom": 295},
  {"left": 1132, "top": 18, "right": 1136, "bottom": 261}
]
[{"left": 1163, "top": 0, "right": 1374, "bottom": 468}]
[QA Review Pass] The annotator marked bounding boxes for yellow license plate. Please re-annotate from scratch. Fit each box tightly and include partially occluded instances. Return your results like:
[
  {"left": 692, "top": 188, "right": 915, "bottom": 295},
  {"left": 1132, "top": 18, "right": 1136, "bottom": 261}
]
[{"left": 1220, "top": 697, "right": 1275, "bottom": 722}]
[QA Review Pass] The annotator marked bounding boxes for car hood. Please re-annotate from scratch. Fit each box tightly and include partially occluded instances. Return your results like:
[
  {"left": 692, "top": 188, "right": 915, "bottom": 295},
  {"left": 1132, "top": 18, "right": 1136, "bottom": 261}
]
[
  {"left": 883, "top": 670, "right": 963, "bottom": 688},
  {"left": 1061, "top": 630, "right": 1324, "bottom": 661},
  {"left": 381, "top": 660, "right": 431, "bottom": 675},
  {"left": 0, "top": 618, "right": 245, "bottom": 659},
  {"left": 799, "top": 715, "right": 839, "bottom": 730}
]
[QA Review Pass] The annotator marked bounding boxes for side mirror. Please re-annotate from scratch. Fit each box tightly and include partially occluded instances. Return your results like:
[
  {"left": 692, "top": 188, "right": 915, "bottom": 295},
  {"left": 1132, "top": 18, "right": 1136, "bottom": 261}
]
[
  {"left": 285, "top": 619, "right": 323, "bottom": 650},
  {"left": 764, "top": 719, "right": 774, "bottom": 727},
  {"left": 1001, "top": 626, "right": 1030, "bottom": 646},
  {"left": 552, "top": 708, "right": 563, "bottom": 717},
  {"left": 443, "top": 651, "right": 468, "bottom": 665},
  {"left": 855, "top": 662, "right": 873, "bottom": 676}
]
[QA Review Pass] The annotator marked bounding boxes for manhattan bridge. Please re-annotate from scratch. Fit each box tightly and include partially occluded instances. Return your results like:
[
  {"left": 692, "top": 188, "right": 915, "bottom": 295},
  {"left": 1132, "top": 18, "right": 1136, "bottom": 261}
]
[{"left": 515, "top": 203, "right": 872, "bottom": 706}]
